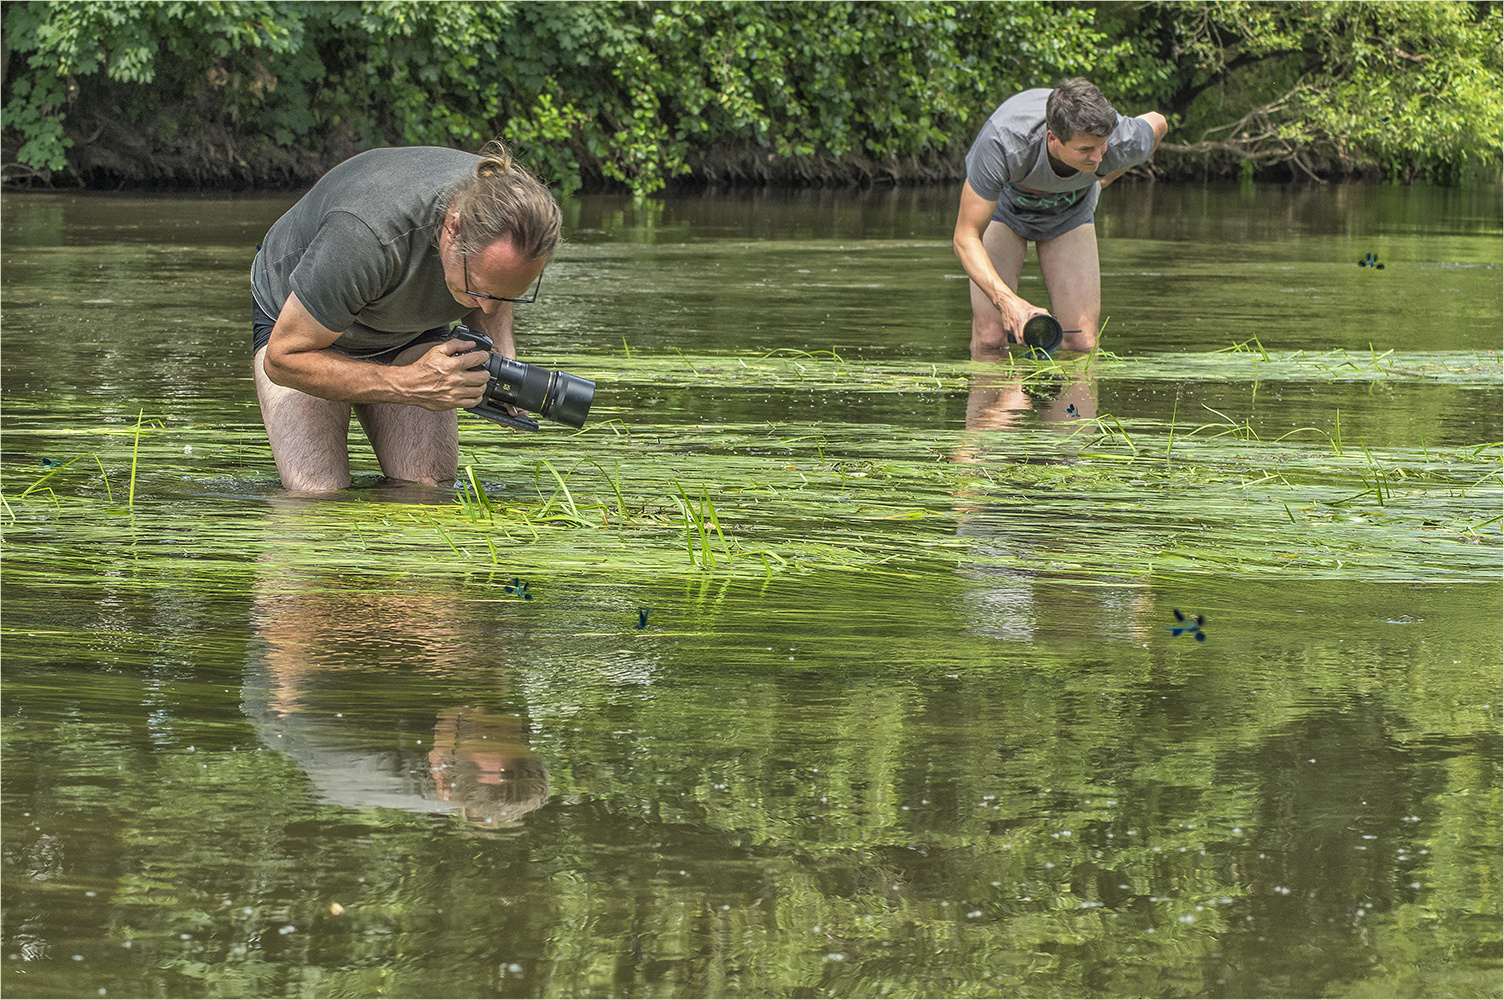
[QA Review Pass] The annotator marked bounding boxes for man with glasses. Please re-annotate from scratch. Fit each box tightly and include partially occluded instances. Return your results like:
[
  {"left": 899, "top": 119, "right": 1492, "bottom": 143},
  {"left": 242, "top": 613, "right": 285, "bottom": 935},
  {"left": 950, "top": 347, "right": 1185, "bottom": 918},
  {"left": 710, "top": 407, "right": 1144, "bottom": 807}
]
[{"left": 251, "top": 142, "right": 560, "bottom": 492}]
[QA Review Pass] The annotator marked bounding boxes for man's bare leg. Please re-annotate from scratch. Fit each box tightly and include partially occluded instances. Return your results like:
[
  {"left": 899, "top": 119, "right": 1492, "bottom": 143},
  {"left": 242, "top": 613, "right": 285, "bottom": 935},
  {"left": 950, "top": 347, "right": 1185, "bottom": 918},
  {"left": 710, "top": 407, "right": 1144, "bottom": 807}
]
[
  {"left": 254, "top": 346, "right": 354, "bottom": 492},
  {"left": 356, "top": 403, "right": 461, "bottom": 486},
  {"left": 1036, "top": 223, "right": 1102, "bottom": 352},
  {"left": 355, "top": 338, "right": 463, "bottom": 487},
  {"left": 968, "top": 221, "right": 1030, "bottom": 361}
]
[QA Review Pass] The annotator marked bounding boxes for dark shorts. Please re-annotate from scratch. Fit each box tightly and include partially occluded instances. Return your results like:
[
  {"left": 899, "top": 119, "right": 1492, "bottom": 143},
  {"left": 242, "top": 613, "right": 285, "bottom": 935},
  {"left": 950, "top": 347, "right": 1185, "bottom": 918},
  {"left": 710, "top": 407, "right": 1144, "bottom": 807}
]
[
  {"left": 252, "top": 298, "right": 453, "bottom": 364},
  {"left": 990, "top": 209, "right": 1094, "bottom": 242}
]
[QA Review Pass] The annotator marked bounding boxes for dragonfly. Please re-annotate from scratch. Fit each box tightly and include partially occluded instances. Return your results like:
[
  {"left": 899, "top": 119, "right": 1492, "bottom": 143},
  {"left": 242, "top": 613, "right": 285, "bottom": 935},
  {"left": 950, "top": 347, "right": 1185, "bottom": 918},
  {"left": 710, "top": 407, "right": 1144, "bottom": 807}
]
[
  {"left": 1066, "top": 404, "right": 1079, "bottom": 417},
  {"left": 636, "top": 607, "right": 650, "bottom": 629},
  {"left": 504, "top": 577, "right": 532, "bottom": 600},
  {"left": 1359, "top": 252, "right": 1385, "bottom": 270},
  {"left": 1167, "top": 608, "right": 1206, "bottom": 642}
]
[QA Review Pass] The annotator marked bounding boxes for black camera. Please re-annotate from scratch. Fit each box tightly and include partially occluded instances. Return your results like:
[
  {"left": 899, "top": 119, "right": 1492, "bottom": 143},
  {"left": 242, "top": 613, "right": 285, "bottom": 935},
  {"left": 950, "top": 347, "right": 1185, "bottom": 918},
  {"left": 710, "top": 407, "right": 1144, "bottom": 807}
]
[
  {"left": 456, "top": 325, "right": 595, "bottom": 432},
  {"left": 1021, "top": 314, "right": 1064, "bottom": 355},
  {"left": 1018, "top": 314, "right": 1086, "bottom": 358}
]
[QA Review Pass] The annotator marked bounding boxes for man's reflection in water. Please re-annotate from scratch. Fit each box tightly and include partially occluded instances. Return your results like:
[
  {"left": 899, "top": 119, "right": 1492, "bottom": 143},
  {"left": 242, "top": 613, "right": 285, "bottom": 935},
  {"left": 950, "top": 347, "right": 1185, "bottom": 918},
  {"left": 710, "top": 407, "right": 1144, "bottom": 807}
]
[
  {"left": 951, "top": 367, "right": 1151, "bottom": 642},
  {"left": 961, "top": 367, "right": 1097, "bottom": 435},
  {"left": 244, "top": 516, "right": 548, "bottom": 832},
  {"left": 428, "top": 705, "right": 548, "bottom": 829}
]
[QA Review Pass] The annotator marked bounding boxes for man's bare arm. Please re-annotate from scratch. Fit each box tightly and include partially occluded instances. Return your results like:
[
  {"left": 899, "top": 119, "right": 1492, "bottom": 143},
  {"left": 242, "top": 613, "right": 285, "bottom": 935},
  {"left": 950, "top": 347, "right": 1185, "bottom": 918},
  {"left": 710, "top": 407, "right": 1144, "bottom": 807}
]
[
  {"left": 1099, "top": 111, "right": 1169, "bottom": 189},
  {"left": 262, "top": 292, "right": 490, "bottom": 411},
  {"left": 460, "top": 301, "right": 518, "bottom": 359},
  {"left": 953, "top": 180, "right": 1048, "bottom": 341}
]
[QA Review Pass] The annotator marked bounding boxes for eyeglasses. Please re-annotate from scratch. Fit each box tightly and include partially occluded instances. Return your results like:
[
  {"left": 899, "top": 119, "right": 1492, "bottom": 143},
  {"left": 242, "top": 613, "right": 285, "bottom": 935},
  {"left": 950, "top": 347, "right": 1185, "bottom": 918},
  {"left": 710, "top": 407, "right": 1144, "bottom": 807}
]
[{"left": 462, "top": 248, "right": 545, "bottom": 304}]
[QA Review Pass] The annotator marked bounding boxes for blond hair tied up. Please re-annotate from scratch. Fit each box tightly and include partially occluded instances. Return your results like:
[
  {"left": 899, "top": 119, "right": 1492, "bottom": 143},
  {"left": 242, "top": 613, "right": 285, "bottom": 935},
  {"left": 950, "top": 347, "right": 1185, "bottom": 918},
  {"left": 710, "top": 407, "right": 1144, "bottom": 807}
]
[
  {"left": 475, "top": 139, "right": 514, "bottom": 178},
  {"left": 451, "top": 139, "right": 561, "bottom": 262}
]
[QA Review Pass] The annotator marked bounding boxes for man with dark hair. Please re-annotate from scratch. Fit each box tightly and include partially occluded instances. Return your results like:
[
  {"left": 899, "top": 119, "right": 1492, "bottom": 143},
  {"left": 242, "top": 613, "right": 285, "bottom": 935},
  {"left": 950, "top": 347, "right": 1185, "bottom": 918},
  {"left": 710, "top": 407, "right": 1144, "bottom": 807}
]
[{"left": 954, "top": 77, "right": 1167, "bottom": 357}]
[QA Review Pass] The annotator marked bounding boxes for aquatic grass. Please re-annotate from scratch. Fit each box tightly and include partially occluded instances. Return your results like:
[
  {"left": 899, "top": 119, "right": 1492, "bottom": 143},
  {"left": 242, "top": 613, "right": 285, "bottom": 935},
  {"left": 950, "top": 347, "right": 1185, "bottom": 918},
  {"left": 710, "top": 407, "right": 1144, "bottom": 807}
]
[
  {"left": 14, "top": 454, "right": 85, "bottom": 501},
  {"left": 1272, "top": 424, "right": 1343, "bottom": 455},
  {"left": 1219, "top": 333, "right": 1272, "bottom": 362},
  {"left": 534, "top": 457, "right": 584, "bottom": 523},
  {"left": 669, "top": 490, "right": 709, "bottom": 567},
  {"left": 1061, "top": 413, "right": 1139, "bottom": 455},
  {"left": 697, "top": 486, "right": 733, "bottom": 563},
  {"left": 5, "top": 431, "right": 1495, "bottom": 591},
  {"left": 667, "top": 481, "right": 735, "bottom": 569},
  {"left": 1166, "top": 395, "right": 1178, "bottom": 459},
  {"left": 3, "top": 347, "right": 1498, "bottom": 593},
  {"left": 128, "top": 408, "right": 145, "bottom": 506},
  {"left": 584, "top": 458, "right": 630, "bottom": 526},
  {"left": 1072, "top": 315, "right": 1112, "bottom": 373},
  {"left": 93, "top": 453, "right": 114, "bottom": 501},
  {"left": 952, "top": 423, "right": 1500, "bottom": 581},
  {"left": 473, "top": 355, "right": 1500, "bottom": 472},
  {"left": 1196, "top": 405, "right": 1262, "bottom": 442},
  {"left": 463, "top": 465, "right": 494, "bottom": 517},
  {"left": 753, "top": 347, "right": 848, "bottom": 363},
  {"left": 1330, "top": 471, "right": 1389, "bottom": 508},
  {"left": 420, "top": 512, "right": 465, "bottom": 557},
  {"left": 686, "top": 482, "right": 734, "bottom": 565},
  {"left": 1078, "top": 349, "right": 1500, "bottom": 386}
]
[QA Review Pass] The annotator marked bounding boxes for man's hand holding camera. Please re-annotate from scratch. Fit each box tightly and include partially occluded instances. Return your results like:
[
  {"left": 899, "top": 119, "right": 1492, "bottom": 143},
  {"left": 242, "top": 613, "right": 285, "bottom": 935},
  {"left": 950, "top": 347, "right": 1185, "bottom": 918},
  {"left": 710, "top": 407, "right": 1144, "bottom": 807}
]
[
  {"left": 401, "top": 339, "right": 493, "bottom": 412},
  {"left": 992, "top": 288, "right": 1053, "bottom": 346}
]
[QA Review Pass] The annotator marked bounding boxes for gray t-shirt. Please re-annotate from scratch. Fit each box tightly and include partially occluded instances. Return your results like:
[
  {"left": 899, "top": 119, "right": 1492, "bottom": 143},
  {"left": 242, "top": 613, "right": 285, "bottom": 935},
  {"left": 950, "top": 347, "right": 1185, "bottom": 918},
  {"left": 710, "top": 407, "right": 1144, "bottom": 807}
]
[
  {"left": 965, "top": 89, "right": 1155, "bottom": 241},
  {"left": 251, "top": 146, "right": 480, "bottom": 353}
]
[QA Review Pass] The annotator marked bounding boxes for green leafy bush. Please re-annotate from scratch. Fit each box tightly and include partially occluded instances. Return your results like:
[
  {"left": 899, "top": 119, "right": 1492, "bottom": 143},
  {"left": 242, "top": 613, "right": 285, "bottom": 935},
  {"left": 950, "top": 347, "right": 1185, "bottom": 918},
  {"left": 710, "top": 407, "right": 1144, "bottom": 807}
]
[
  {"left": 2, "top": 0, "right": 1498, "bottom": 191},
  {"left": 1093, "top": 0, "right": 1504, "bottom": 183}
]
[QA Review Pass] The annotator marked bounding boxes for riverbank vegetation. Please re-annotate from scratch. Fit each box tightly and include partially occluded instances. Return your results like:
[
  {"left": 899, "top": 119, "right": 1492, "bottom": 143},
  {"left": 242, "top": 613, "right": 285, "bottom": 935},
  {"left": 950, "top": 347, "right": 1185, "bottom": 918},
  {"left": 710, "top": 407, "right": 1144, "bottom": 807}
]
[{"left": 3, "top": 0, "right": 1500, "bottom": 193}]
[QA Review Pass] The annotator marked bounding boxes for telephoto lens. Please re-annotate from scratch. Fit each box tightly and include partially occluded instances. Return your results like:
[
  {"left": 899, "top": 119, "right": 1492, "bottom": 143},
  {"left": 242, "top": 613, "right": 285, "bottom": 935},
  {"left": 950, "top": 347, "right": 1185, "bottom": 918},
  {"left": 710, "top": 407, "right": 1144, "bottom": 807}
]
[
  {"left": 456, "top": 325, "right": 595, "bottom": 430},
  {"left": 478, "top": 354, "right": 594, "bottom": 428}
]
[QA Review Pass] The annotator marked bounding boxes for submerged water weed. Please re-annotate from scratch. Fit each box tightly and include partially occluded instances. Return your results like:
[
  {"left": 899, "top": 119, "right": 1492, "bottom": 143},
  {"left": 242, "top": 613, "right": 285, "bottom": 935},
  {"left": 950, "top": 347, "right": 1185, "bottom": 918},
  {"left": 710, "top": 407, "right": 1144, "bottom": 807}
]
[
  {"left": 954, "top": 374, "right": 1499, "bottom": 583},
  {"left": 541, "top": 348, "right": 1502, "bottom": 393},
  {"left": 2, "top": 349, "right": 1498, "bottom": 592}
]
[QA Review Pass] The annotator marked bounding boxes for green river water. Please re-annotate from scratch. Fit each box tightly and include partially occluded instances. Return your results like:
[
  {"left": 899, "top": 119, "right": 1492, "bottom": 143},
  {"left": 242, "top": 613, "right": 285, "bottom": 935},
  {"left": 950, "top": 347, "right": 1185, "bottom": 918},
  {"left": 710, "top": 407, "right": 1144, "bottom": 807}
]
[{"left": 2, "top": 181, "right": 1500, "bottom": 998}]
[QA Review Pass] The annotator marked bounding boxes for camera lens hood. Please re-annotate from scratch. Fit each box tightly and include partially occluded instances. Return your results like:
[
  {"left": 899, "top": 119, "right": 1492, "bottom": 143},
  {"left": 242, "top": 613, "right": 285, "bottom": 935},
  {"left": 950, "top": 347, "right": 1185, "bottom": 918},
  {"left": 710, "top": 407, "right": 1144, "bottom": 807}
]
[
  {"left": 1022, "top": 314, "right": 1064, "bottom": 355},
  {"left": 544, "top": 372, "right": 595, "bottom": 428}
]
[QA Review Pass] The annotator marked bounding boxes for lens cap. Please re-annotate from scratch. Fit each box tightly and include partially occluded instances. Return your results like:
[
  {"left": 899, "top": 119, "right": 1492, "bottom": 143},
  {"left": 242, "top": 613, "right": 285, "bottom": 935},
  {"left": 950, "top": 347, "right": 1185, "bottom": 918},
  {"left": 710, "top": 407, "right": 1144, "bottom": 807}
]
[{"left": 1021, "top": 315, "right": 1064, "bottom": 355}]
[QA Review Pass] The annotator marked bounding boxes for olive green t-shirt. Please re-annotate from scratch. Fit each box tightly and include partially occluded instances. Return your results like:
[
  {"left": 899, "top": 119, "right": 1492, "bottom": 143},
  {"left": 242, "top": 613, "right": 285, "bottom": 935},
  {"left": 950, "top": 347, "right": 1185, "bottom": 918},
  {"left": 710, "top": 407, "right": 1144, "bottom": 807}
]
[{"left": 251, "top": 146, "right": 479, "bottom": 353}]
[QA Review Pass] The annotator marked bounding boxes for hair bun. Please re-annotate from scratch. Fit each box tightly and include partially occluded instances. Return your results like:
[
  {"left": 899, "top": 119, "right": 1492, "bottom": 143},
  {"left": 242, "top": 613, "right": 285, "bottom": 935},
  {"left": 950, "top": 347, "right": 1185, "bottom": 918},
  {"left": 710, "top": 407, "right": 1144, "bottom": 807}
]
[
  {"left": 453, "top": 138, "right": 561, "bottom": 262},
  {"left": 476, "top": 139, "right": 514, "bottom": 178}
]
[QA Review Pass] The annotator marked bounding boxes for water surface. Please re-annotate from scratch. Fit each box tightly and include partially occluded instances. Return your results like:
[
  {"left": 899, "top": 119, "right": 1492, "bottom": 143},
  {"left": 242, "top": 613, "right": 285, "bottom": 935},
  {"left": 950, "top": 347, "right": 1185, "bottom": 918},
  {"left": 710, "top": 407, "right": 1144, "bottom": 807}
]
[{"left": 2, "top": 181, "right": 1500, "bottom": 999}]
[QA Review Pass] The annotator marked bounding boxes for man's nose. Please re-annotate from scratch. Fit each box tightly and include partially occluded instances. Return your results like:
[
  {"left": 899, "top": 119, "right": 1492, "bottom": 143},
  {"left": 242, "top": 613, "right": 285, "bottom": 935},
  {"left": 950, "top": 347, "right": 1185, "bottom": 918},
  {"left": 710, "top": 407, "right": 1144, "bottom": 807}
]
[{"left": 476, "top": 297, "right": 501, "bottom": 315}]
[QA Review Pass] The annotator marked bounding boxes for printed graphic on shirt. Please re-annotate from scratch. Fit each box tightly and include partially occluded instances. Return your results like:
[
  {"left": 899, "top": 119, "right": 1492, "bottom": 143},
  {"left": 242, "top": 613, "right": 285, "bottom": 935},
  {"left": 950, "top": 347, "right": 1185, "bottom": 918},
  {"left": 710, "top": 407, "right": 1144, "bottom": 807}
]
[{"left": 1005, "top": 182, "right": 1089, "bottom": 212}]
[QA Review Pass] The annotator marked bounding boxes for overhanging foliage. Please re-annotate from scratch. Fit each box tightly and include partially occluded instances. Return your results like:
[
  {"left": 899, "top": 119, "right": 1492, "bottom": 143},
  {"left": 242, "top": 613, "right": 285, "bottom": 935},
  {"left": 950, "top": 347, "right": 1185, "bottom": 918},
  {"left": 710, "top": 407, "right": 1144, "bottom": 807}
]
[{"left": 2, "top": 0, "right": 1499, "bottom": 191}]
